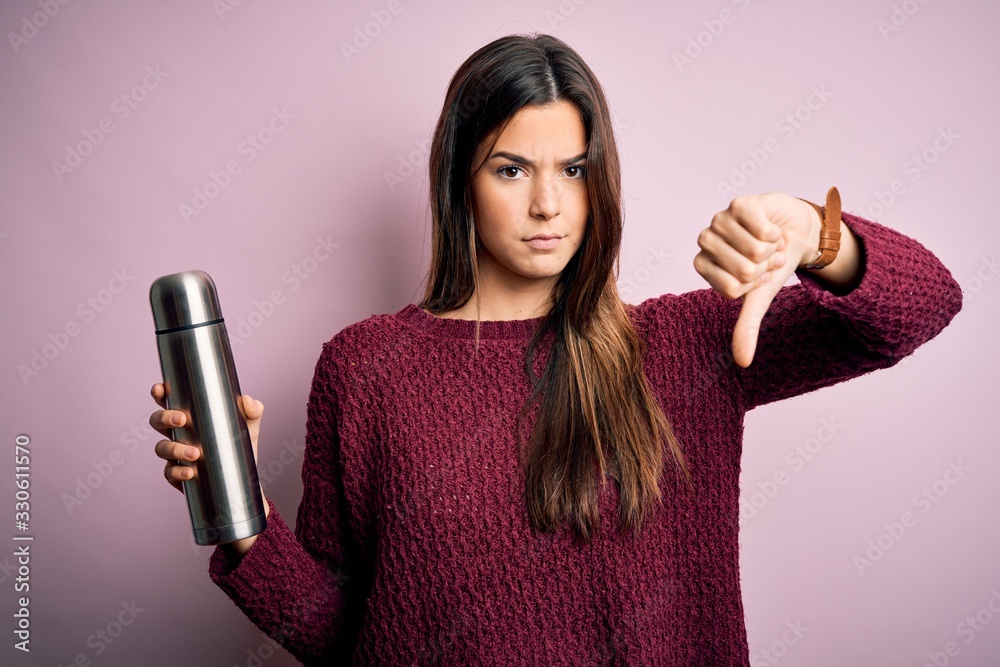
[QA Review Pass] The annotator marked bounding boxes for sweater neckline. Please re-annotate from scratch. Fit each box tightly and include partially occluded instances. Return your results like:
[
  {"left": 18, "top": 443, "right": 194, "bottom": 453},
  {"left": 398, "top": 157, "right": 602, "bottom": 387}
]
[{"left": 396, "top": 304, "right": 548, "bottom": 340}]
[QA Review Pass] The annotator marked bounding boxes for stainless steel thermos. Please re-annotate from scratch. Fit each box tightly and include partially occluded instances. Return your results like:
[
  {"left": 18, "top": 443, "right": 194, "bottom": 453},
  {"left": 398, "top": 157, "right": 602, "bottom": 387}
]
[{"left": 150, "top": 270, "right": 266, "bottom": 545}]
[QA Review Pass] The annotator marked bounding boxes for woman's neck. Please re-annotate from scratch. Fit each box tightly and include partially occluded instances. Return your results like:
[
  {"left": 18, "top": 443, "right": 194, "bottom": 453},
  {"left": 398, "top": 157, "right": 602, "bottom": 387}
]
[{"left": 431, "top": 298, "right": 550, "bottom": 321}]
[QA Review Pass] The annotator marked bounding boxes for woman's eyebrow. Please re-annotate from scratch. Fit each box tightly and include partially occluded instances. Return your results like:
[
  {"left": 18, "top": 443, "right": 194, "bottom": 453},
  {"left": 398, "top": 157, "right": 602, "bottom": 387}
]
[{"left": 487, "top": 150, "right": 588, "bottom": 167}]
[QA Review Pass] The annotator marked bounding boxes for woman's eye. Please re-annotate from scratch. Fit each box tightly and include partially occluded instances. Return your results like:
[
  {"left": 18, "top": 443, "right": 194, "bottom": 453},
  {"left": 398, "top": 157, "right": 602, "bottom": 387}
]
[
  {"left": 495, "top": 164, "right": 585, "bottom": 180},
  {"left": 498, "top": 165, "right": 523, "bottom": 179}
]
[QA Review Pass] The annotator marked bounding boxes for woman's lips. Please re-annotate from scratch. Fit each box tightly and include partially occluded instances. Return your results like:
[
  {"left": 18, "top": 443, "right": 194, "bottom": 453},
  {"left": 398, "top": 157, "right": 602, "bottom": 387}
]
[{"left": 525, "top": 237, "right": 561, "bottom": 249}]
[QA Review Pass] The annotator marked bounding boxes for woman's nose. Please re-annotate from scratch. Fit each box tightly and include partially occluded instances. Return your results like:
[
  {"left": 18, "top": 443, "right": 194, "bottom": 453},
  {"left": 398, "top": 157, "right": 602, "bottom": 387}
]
[{"left": 529, "top": 175, "right": 560, "bottom": 220}]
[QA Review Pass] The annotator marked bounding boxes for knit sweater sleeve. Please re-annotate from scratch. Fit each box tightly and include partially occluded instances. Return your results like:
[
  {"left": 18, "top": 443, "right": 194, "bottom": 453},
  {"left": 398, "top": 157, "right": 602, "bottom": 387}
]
[
  {"left": 206, "top": 340, "right": 357, "bottom": 664},
  {"left": 634, "top": 211, "right": 963, "bottom": 413},
  {"left": 726, "top": 211, "right": 963, "bottom": 411}
]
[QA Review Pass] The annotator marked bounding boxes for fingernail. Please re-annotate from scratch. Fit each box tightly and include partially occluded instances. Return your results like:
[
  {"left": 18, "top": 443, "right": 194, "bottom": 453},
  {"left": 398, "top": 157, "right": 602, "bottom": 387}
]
[
  {"left": 185, "top": 447, "right": 197, "bottom": 459},
  {"left": 773, "top": 252, "right": 785, "bottom": 268},
  {"left": 171, "top": 414, "right": 183, "bottom": 426}
]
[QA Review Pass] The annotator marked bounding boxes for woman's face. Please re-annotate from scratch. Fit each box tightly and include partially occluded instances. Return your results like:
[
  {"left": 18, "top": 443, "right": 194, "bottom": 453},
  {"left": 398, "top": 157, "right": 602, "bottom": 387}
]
[{"left": 470, "top": 99, "right": 589, "bottom": 293}]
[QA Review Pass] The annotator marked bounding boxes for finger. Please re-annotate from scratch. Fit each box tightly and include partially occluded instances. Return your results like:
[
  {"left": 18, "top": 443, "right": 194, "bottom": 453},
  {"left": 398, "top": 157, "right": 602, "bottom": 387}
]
[
  {"left": 159, "top": 439, "right": 197, "bottom": 493},
  {"left": 241, "top": 395, "right": 263, "bottom": 461},
  {"left": 727, "top": 197, "right": 783, "bottom": 244},
  {"left": 163, "top": 460, "right": 193, "bottom": 492},
  {"left": 241, "top": 394, "right": 263, "bottom": 420},
  {"left": 694, "top": 250, "right": 786, "bottom": 300},
  {"left": 731, "top": 261, "right": 796, "bottom": 367},
  {"left": 709, "top": 212, "right": 784, "bottom": 264},
  {"left": 698, "top": 227, "right": 785, "bottom": 287},
  {"left": 694, "top": 253, "right": 755, "bottom": 299},
  {"left": 154, "top": 438, "right": 201, "bottom": 463},
  {"left": 732, "top": 288, "right": 775, "bottom": 368},
  {"left": 149, "top": 409, "right": 186, "bottom": 438},
  {"left": 150, "top": 383, "right": 167, "bottom": 409}
]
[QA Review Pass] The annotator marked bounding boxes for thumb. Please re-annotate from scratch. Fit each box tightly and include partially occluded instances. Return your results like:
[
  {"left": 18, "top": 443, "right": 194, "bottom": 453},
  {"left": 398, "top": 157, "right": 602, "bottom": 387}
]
[
  {"left": 732, "top": 264, "right": 792, "bottom": 368},
  {"left": 242, "top": 394, "right": 264, "bottom": 421},
  {"left": 240, "top": 394, "right": 263, "bottom": 463}
]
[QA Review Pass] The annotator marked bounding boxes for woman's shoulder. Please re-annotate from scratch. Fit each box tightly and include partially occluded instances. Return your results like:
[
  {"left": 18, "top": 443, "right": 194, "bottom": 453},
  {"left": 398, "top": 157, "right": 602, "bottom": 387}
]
[
  {"left": 319, "top": 307, "right": 404, "bottom": 354},
  {"left": 330, "top": 309, "right": 400, "bottom": 343},
  {"left": 312, "top": 304, "right": 417, "bottom": 379}
]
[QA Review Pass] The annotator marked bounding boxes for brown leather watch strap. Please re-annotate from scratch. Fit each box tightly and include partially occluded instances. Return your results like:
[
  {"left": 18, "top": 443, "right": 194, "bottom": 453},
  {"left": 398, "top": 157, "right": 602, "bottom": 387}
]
[{"left": 796, "top": 186, "right": 842, "bottom": 269}]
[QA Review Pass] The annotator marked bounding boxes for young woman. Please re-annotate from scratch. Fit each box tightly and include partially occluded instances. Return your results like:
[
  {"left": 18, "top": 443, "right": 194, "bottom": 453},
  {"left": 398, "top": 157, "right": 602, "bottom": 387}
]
[{"left": 150, "top": 33, "right": 962, "bottom": 665}]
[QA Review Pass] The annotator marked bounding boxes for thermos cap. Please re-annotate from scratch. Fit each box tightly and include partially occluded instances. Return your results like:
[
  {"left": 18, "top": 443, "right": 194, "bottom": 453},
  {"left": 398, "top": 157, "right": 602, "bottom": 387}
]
[{"left": 150, "top": 270, "right": 225, "bottom": 333}]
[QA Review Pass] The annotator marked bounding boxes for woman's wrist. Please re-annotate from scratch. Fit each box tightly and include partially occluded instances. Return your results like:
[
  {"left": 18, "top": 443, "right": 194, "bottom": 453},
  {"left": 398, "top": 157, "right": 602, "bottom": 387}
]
[
  {"left": 796, "top": 186, "right": 842, "bottom": 270},
  {"left": 800, "top": 221, "right": 863, "bottom": 292},
  {"left": 224, "top": 534, "right": 258, "bottom": 559},
  {"left": 222, "top": 492, "right": 269, "bottom": 559}
]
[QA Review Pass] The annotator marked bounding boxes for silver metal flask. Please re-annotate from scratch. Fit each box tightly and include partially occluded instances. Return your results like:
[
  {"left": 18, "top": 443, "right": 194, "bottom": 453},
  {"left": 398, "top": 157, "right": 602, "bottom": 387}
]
[{"left": 150, "top": 270, "right": 266, "bottom": 545}]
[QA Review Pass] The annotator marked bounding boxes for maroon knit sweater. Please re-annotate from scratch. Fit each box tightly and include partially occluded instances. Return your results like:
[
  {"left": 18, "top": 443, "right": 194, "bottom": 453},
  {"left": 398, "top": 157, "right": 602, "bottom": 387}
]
[{"left": 208, "top": 212, "right": 962, "bottom": 665}]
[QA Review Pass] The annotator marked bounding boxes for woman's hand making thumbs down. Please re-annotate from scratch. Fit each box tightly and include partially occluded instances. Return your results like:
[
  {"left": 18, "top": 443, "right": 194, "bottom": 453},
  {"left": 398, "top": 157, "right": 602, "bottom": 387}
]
[{"left": 693, "top": 192, "right": 861, "bottom": 367}]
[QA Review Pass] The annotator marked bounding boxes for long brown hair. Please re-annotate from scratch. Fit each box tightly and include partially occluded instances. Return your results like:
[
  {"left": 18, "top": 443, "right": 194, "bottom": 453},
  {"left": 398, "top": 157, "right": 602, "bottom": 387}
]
[{"left": 420, "top": 33, "right": 691, "bottom": 543}]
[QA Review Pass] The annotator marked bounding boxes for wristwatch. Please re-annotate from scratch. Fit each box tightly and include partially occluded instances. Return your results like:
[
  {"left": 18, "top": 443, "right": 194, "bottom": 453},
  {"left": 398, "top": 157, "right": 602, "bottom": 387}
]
[{"left": 796, "top": 186, "right": 842, "bottom": 270}]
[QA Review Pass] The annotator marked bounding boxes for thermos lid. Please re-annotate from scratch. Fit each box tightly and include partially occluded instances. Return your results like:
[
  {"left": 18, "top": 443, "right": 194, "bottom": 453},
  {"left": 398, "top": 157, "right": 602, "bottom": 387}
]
[{"left": 150, "top": 270, "right": 225, "bottom": 333}]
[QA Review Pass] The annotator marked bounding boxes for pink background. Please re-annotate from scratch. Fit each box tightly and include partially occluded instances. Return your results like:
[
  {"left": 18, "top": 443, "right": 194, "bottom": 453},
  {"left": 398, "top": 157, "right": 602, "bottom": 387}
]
[{"left": 2, "top": 1, "right": 997, "bottom": 665}]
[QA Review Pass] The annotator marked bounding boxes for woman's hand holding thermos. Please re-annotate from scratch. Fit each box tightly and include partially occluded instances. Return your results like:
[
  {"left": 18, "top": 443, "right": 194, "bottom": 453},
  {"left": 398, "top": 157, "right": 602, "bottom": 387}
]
[{"left": 150, "top": 383, "right": 269, "bottom": 558}]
